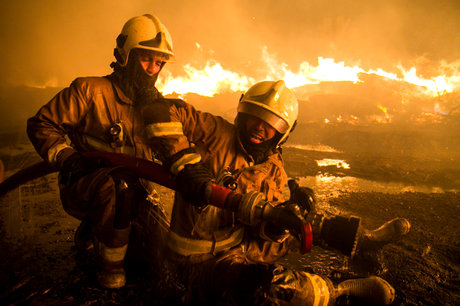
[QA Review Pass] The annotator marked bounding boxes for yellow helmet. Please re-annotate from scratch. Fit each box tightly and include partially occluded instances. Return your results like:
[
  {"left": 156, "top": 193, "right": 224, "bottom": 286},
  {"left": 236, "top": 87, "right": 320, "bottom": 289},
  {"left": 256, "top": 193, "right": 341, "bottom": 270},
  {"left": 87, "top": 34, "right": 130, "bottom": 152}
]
[
  {"left": 238, "top": 80, "right": 298, "bottom": 146},
  {"left": 115, "top": 14, "right": 175, "bottom": 66}
]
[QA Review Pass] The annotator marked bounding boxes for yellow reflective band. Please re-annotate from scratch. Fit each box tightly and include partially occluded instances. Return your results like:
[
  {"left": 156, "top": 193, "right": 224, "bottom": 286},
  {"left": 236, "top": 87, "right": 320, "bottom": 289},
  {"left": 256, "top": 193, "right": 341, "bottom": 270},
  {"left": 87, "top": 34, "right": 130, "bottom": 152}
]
[
  {"left": 95, "top": 241, "right": 128, "bottom": 263},
  {"left": 48, "top": 142, "right": 73, "bottom": 166},
  {"left": 167, "top": 227, "right": 244, "bottom": 256},
  {"left": 170, "top": 153, "right": 201, "bottom": 175},
  {"left": 305, "top": 273, "right": 330, "bottom": 306},
  {"left": 145, "top": 122, "right": 183, "bottom": 138}
]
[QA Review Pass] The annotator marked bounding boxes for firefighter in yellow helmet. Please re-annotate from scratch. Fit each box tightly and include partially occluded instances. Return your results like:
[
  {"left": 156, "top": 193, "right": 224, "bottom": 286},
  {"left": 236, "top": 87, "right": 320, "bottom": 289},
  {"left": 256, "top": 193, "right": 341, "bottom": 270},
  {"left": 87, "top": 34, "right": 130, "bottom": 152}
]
[
  {"left": 26, "top": 14, "right": 175, "bottom": 289},
  {"left": 140, "top": 80, "right": 405, "bottom": 305}
]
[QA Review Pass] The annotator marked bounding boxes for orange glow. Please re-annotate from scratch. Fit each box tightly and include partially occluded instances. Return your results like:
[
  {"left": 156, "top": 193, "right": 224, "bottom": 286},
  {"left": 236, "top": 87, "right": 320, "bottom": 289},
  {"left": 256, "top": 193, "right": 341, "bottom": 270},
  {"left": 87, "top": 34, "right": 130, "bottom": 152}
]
[
  {"left": 158, "top": 60, "right": 255, "bottom": 97},
  {"left": 156, "top": 48, "right": 460, "bottom": 97},
  {"left": 316, "top": 158, "right": 351, "bottom": 169},
  {"left": 377, "top": 105, "right": 391, "bottom": 123}
]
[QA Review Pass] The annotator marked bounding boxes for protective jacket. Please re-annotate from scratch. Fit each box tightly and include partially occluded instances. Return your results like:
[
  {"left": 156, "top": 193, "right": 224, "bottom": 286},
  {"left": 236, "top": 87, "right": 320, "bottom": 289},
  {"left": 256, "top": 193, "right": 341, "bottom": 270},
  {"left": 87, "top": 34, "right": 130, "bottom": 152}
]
[
  {"left": 27, "top": 75, "right": 163, "bottom": 247},
  {"left": 27, "top": 76, "right": 160, "bottom": 195},
  {"left": 146, "top": 101, "right": 336, "bottom": 305},
  {"left": 162, "top": 101, "right": 293, "bottom": 264}
]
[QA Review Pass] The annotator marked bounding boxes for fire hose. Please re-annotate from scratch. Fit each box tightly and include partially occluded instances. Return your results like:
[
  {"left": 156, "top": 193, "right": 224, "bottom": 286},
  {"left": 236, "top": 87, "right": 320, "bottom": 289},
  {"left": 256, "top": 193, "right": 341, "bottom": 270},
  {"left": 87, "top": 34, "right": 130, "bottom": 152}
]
[{"left": 0, "top": 152, "right": 313, "bottom": 254}]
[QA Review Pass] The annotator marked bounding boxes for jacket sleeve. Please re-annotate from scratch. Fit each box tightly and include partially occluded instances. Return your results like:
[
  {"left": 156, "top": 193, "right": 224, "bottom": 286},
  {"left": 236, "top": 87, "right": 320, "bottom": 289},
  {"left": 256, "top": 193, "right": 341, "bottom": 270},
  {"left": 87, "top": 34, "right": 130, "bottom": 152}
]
[
  {"left": 173, "top": 101, "right": 224, "bottom": 147},
  {"left": 142, "top": 98, "right": 227, "bottom": 175},
  {"left": 27, "top": 78, "right": 90, "bottom": 168}
]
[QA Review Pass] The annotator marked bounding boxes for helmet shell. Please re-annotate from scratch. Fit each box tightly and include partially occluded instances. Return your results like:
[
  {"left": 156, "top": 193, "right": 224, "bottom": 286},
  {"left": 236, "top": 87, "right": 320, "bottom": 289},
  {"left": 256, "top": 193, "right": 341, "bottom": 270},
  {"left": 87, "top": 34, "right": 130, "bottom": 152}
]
[
  {"left": 238, "top": 80, "right": 298, "bottom": 146},
  {"left": 115, "top": 14, "right": 175, "bottom": 66}
]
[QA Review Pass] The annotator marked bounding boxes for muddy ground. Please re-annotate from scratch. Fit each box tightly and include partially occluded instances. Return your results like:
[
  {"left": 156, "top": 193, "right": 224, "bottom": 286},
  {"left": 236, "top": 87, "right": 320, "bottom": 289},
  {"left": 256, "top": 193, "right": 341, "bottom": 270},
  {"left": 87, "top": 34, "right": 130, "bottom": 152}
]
[{"left": 0, "top": 125, "right": 459, "bottom": 305}]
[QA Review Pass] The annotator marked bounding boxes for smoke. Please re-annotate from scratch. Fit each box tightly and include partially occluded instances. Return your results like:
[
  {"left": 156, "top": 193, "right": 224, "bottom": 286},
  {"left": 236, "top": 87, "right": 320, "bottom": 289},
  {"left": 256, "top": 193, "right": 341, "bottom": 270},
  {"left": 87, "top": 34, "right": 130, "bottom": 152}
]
[{"left": 0, "top": 0, "right": 458, "bottom": 88}]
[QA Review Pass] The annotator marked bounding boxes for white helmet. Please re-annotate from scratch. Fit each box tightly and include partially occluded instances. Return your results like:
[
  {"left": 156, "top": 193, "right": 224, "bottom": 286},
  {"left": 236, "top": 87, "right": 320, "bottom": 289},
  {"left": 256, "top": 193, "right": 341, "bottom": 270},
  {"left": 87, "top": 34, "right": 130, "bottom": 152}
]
[
  {"left": 115, "top": 14, "right": 175, "bottom": 66},
  {"left": 238, "top": 80, "right": 298, "bottom": 146}
]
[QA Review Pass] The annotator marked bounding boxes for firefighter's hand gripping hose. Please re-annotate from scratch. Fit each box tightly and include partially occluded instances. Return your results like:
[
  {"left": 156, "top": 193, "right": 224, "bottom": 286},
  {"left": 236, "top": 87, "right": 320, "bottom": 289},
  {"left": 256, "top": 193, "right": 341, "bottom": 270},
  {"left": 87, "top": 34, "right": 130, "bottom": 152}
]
[
  {"left": 258, "top": 199, "right": 313, "bottom": 254},
  {"left": 209, "top": 186, "right": 313, "bottom": 254},
  {"left": 175, "top": 162, "right": 214, "bottom": 207},
  {"left": 286, "top": 179, "right": 316, "bottom": 215},
  {"left": 60, "top": 152, "right": 111, "bottom": 185}
]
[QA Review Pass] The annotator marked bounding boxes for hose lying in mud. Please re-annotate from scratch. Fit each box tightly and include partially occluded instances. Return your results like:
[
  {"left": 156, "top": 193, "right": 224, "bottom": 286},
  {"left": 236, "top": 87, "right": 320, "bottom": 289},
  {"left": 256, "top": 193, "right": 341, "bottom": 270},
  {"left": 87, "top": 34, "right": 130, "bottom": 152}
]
[{"left": 0, "top": 151, "right": 312, "bottom": 254}]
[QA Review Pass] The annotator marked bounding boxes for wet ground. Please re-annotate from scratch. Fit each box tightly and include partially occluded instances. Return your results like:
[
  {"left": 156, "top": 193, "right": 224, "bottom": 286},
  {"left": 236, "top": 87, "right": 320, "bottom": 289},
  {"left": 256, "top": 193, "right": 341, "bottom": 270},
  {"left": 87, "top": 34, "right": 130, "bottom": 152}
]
[{"left": 0, "top": 127, "right": 459, "bottom": 305}]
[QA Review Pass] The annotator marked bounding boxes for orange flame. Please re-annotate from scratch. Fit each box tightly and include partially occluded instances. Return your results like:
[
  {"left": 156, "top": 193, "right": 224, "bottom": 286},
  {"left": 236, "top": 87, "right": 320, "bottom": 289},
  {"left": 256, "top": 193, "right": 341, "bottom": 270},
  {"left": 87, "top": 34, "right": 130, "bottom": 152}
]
[
  {"left": 156, "top": 47, "right": 460, "bottom": 97},
  {"left": 377, "top": 104, "right": 391, "bottom": 123},
  {"left": 158, "top": 60, "right": 255, "bottom": 97}
]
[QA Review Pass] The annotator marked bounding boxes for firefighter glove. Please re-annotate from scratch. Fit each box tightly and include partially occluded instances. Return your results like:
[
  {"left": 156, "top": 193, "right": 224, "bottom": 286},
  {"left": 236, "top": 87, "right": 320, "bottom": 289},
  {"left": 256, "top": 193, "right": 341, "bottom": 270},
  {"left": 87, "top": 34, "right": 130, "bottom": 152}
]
[
  {"left": 287, "top": 179, "right": 316, "bottom": 216},
  {"left": 60, "top": 152, "right": 110, "bottom": 185},
  {"left": 176, "top": 162, "right": 214, "bottom": 207}
]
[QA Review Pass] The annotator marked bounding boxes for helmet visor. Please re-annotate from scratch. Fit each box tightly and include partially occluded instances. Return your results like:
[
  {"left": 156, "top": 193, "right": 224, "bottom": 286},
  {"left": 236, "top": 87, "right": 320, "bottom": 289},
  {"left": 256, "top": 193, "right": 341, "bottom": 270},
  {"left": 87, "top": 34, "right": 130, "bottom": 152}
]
[{"left": 238, "top": 102, "right": 289, "bottom": 134}]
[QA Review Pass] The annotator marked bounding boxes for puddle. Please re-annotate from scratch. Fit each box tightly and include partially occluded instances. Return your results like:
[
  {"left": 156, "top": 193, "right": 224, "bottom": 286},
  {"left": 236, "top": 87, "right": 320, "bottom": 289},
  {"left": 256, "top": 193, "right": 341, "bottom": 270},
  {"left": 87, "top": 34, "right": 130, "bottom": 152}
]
[
  {"left": 299, "top": 174, "right": 451, "bottom": 195},
  {"left": 285, "top": 144, "right": 459, "bottom": 197}
]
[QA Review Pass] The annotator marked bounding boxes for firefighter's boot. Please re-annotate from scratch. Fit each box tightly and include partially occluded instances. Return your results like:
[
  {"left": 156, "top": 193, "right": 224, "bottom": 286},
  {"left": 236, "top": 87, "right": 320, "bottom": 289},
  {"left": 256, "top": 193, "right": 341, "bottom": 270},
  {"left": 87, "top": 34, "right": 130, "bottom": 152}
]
[
  {"left": 335, "top": 276, "right": 395, "bottom": 305},
  {"left": 93, "top": 228, "right": 130, "bottom": 289},
  {"left": 359, "top": 217, "right": 411, "bottom": 251},
  {"left": 267, "top": 265, "right": 336, "bottom": 305},
  {"left": 363, "top": 217, "right": 410, "bottom": 243}
]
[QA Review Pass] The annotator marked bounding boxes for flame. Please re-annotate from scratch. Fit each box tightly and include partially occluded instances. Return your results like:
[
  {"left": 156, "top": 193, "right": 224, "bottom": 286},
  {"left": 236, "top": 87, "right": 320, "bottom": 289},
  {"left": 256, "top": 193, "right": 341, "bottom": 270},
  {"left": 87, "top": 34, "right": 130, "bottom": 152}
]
[
  {"left": 158, "top": 60, "right": 255, "bottom": 96},
  {"left": 156, "top": 47, "right": 460, "bottom": 98},
  {"left": 377, "top": 104, "right": 391, "bottom": 123}
]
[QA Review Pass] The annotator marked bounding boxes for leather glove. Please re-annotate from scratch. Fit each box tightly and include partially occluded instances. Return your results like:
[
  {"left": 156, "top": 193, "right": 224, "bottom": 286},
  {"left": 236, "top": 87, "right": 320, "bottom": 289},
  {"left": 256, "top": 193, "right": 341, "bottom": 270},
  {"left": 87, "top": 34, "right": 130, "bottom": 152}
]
[
  {"left": 60, "top": 152, "right": 110, "bottom": 185},
  {"left": 176, "top": 162, "right": 214, "bottom": 207},
  {"left": 261, "top": 203, "right": 310, "bottom": 251},
  {"left": 287, "top": 179, "right": 316, "bottom": 217}
]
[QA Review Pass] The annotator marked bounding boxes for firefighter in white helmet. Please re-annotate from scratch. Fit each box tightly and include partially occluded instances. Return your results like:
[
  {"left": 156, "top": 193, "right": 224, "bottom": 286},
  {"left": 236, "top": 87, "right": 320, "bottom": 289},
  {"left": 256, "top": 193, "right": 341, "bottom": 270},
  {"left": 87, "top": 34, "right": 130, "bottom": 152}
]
[
  {"left": 140, "top": 80, "right": 407, "bottom": 304},
  {"left": 27, "top": 14, "right": 175, "bottom": 289}
]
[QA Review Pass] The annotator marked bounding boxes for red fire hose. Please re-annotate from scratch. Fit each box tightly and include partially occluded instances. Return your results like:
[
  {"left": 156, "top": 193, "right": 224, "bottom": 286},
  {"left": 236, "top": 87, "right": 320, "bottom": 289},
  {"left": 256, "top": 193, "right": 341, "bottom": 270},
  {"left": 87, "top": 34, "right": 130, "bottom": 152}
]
[{"left": 0, "top": 151, "right": 312, "bottom": 254}]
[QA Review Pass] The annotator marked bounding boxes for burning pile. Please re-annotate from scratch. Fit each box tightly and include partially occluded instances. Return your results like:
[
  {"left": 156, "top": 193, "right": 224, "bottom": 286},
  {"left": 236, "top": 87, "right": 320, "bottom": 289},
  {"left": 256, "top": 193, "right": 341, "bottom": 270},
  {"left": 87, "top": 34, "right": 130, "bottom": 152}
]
[{"left": 156, "top": 48, "right": 460, "bottom": 125}]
